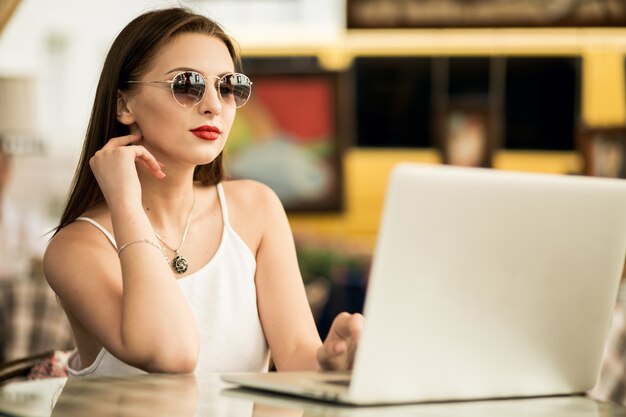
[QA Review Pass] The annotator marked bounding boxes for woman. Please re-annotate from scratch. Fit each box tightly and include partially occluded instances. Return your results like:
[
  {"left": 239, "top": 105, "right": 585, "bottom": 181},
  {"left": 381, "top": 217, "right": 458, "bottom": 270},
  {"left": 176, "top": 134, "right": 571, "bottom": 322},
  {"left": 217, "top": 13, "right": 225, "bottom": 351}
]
[{"left": 44, "top": 7, "right": 363, "bottom": 377}]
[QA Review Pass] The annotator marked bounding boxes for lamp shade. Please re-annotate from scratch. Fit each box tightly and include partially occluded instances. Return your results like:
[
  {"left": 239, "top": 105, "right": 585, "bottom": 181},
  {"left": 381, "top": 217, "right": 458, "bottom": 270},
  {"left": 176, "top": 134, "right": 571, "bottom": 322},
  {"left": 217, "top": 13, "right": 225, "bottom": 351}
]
[{"left": 0, "top": 77, "right": 42, "bottom": 153}]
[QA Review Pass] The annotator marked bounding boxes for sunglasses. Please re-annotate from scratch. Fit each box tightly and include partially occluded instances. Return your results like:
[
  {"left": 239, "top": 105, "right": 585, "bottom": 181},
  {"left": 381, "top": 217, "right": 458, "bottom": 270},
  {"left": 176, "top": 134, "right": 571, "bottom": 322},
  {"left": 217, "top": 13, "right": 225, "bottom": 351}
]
[{"left": 128, "top": 71, "right": 252, "bottom": 108}]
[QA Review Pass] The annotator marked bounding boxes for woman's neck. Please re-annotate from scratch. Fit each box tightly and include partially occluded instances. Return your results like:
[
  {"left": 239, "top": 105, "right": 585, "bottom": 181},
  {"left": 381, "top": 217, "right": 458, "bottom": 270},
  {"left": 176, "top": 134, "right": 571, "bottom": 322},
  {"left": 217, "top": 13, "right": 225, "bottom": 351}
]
[{"left": 136, "top": 163, "right": 197, "bottom": 230}]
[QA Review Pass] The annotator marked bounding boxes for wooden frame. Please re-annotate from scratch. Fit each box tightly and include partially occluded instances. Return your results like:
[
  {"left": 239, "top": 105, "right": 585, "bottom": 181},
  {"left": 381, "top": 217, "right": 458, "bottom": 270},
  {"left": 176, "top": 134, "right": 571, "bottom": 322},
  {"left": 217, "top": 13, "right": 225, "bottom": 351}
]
[
  {"left": 226, "top": 59, "right": 346, "bottom": 211},
  {"left": 436, "top": 102, "right": 494, "bottom": 168},
  {"left": 347, "top": 0, "right": 626, "bottom": 29},
  {"left": 579, "top": 126, "right": 626, "bottom": 178}
]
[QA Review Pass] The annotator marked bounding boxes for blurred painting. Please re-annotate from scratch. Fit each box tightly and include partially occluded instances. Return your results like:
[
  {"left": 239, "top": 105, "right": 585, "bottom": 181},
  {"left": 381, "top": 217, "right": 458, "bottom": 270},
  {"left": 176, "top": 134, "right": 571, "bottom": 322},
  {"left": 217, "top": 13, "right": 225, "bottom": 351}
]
[
  {"left": 226, "top": 74, "right": 342, "bottom": 211},
  {"left": 581, "top": 126, "right": 626, "bottom": 178},
  {"left": 438, "top": 106, "right": 493, "bottom": 168}
]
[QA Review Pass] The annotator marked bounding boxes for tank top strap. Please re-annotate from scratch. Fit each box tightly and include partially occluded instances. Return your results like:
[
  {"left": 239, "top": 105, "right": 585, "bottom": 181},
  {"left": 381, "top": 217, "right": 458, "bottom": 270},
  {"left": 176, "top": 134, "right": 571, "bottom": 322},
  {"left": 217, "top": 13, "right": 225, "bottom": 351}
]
[
  {"left": 75, "top": 217, "right": 117, "bottom": 250},
  {"left": 216, "top": 183, "right": 230, "bottom": 225}
]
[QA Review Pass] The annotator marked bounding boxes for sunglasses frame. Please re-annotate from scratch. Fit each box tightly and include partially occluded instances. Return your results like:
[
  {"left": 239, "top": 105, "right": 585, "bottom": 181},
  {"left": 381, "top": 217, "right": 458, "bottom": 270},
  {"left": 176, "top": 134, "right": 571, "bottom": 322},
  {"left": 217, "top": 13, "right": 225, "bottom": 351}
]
[{"left": 128, "top": 71, "right": 252, "bottom": 108}]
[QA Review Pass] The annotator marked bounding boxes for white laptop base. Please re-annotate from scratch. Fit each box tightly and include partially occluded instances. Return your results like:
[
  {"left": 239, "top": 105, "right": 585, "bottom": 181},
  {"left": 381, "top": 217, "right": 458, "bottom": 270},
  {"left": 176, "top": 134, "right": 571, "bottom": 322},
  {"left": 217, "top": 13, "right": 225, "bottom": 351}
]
[{"left": 223, "top": 163, "right": 626, "bottom": 405}]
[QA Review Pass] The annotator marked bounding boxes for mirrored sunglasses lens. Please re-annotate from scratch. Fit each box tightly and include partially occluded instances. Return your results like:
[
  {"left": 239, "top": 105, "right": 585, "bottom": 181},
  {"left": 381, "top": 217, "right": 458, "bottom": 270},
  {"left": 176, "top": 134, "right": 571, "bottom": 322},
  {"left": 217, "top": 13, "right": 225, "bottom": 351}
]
[
  {"left": 219, "top": 74, "right": 251, "bottom": 108},
  {"left": 171, "top": 72, "right": 205, "bottom": 107}
]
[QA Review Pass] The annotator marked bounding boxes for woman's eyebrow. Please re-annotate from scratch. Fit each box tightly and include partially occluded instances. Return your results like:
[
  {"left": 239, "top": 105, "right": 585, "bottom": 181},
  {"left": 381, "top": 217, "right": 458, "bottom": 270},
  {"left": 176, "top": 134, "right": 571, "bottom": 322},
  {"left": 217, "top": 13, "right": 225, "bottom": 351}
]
[
  {"left": 164, "top": 66, "right": 197, "bottom": 75},
  {"left": 164, "top": 67, "right": 234, "bottom": 77}
]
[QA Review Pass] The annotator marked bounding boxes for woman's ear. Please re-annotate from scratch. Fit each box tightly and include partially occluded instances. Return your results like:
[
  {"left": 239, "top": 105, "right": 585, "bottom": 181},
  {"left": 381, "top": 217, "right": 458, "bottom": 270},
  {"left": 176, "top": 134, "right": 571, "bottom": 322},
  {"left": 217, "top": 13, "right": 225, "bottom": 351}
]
[{"left": 116, "top": 90, "right": 136, "bottom": 126}]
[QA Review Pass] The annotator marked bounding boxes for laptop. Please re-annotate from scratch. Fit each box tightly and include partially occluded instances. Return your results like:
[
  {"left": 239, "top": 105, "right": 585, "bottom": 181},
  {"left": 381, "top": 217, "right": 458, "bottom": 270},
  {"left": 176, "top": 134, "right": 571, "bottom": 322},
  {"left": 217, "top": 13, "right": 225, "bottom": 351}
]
[
  {"left": 221, "top": 386, "right": 603, "bottom": 417},
  {"left": 222, "top": 163, "right": 626, "bottom": 405}
]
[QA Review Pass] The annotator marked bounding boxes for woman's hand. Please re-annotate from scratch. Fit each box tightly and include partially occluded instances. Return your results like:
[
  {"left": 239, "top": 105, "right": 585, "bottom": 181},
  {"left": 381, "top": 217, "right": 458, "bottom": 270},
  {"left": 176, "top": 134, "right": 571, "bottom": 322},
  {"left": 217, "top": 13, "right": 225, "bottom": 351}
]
[
  {"left": 89, "top": 134, "right": 165, "bottom": 208},
  {"left": 317, "top": 312, "right": 364, "bottom": 371}
]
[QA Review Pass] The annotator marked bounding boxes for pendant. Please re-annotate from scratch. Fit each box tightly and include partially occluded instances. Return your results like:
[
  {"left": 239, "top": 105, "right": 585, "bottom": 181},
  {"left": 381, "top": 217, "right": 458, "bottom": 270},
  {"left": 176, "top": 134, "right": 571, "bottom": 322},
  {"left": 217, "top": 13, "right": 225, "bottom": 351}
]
[{"left": 172, "top": 253, "right": 189, "bottom": 274}]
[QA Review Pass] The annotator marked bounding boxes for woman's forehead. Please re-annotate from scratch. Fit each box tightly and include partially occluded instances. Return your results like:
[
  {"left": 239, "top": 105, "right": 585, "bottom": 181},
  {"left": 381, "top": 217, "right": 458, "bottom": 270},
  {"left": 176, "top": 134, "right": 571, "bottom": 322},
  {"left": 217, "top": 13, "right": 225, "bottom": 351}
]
[{"left": 151, "top": 33, "right": 235, "bottom": 76}]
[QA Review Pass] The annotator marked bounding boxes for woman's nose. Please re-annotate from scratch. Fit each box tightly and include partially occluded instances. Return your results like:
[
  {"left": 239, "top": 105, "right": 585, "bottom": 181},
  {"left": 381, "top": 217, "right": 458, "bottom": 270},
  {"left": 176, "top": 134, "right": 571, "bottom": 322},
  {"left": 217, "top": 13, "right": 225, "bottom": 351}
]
[{"left": 198, "top": 82, "right": 222, "bottom": 115}]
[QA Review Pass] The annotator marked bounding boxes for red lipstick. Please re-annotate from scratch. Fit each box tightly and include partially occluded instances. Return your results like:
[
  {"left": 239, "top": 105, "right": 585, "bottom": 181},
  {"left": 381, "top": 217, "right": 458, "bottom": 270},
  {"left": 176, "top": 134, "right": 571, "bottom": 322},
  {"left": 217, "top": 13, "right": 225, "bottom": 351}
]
[{"left": 190, "top": 125, "right": 221, "bottom": 141}]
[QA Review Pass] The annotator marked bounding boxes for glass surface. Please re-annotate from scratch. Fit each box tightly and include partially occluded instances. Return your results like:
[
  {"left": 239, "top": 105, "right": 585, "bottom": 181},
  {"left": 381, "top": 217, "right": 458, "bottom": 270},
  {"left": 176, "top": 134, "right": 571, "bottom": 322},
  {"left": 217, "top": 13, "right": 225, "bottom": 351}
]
[{"left": 0, "top": 373, "right": 625, "bottom": 417}]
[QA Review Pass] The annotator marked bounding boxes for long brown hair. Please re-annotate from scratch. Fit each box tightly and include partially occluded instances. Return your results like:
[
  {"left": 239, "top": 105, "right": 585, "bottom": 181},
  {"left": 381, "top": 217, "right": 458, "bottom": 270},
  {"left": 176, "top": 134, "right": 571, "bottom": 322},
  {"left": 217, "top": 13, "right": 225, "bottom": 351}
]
[{"left": 54, "top": 8, "right": 241, "bottom": 234}]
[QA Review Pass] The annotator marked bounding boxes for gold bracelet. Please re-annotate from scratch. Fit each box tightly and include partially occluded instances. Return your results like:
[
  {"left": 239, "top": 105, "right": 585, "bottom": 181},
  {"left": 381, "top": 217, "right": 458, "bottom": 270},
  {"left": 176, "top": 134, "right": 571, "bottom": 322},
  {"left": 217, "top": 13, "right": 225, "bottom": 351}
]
[{"left": 117, "top": 239, "right": 169, "bottom": 263}]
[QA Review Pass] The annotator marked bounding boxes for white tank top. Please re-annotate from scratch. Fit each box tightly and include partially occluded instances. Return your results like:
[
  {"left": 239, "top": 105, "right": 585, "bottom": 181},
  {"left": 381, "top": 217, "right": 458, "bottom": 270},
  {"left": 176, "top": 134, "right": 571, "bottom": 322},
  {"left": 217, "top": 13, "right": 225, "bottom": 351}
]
[{"left": 66, "top": 183, "right": 269, "bottom": 377}]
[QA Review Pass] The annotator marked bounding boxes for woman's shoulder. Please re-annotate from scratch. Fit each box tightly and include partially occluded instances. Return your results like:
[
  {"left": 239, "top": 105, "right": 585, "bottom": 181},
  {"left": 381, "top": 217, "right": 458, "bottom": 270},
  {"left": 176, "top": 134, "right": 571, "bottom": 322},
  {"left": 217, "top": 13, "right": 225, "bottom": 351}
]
[
  {"left": 218, "top": 180, "right": 287, "bottom": 240},
  {"left": 220, "top": 179, "right": 283, "bottom": 211},
  {"left": 45, "top": 205, "right": 113, "bottom": 268}
]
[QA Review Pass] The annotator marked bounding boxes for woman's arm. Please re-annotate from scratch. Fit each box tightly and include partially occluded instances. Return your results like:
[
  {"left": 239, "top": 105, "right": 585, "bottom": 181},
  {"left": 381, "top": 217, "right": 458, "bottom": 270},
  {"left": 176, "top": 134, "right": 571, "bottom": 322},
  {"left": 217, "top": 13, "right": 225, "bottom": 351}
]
[
  {"left": 44, "top": 135, "right": 199, "bottom": 373},
  {"left": 242, "top": 181, "right": 362, "bottom": 371}
]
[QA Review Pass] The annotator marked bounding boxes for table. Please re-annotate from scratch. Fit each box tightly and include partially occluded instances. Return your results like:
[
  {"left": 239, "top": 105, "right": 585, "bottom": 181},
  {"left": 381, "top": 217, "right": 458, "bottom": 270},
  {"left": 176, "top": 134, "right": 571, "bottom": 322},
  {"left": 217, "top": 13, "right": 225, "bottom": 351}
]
[{"left": 1, "top": 374, "right": 625, "bottom": 417}]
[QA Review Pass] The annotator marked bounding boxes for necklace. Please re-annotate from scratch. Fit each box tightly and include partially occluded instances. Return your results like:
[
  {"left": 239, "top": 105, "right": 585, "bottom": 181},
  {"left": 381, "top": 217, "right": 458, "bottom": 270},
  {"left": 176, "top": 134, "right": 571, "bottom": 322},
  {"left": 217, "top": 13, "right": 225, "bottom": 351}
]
[{"left": 153, "top": 191, "right": 195, "bottom": 274}]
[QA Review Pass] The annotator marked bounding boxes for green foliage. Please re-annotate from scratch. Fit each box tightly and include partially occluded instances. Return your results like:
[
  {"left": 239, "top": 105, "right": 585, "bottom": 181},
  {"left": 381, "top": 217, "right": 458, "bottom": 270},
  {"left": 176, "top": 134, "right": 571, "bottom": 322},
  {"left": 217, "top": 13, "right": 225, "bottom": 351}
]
[{"left": 296, "top": 243, "right": 370, "bottom": 284}]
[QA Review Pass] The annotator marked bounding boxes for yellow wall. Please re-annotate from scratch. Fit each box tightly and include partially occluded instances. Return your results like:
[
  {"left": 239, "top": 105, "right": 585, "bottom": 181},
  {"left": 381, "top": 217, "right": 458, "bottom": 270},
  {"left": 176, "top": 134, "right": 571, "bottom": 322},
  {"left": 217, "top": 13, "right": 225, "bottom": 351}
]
[
  {"left": 241, "top": 29, "right": 626, "bottom": 249},
  {"left": 582, "top": 47, "right": 626, "bottom": 126},
  {"left": 288, "top": 149, "right": 582, "bottom": 250}
]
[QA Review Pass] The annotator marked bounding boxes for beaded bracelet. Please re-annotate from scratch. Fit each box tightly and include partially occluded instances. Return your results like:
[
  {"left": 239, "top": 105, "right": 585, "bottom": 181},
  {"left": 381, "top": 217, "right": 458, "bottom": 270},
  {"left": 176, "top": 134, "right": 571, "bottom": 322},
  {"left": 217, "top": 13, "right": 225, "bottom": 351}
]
[{"left": 117, "top": 239, "right": 170, "bottom": 263}]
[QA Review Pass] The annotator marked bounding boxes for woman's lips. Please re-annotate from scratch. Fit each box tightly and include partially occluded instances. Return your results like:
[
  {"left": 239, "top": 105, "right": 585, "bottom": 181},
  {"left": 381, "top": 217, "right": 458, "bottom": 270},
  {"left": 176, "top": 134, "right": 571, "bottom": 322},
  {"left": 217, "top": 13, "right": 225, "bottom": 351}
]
[
  {"left": 190, "top": 125, "right": 221, "bottom": 141},
  {"left": 191, "top": 130, "right": 220, "bottom": 141}
]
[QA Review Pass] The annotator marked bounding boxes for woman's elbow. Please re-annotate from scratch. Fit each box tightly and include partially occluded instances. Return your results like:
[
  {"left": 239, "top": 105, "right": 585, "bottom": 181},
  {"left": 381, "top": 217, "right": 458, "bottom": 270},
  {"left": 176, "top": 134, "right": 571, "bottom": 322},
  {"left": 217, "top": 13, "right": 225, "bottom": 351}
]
[
  {"left": 139, "top": 342, "right": 199, "bottom": 374},
  {"left": 146, "top": 351, "right": 198, "bottom": 374},
  {"left": 162, "top": 353, "right": 198, "bottom": 374}
]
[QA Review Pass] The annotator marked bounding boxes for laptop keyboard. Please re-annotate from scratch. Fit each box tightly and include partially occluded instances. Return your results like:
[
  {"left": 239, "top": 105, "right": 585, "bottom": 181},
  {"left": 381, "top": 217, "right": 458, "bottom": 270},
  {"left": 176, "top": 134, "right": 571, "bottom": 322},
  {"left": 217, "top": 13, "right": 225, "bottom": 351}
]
[{"left": 321, "top": 378, "right": 351, "bottom": 386}]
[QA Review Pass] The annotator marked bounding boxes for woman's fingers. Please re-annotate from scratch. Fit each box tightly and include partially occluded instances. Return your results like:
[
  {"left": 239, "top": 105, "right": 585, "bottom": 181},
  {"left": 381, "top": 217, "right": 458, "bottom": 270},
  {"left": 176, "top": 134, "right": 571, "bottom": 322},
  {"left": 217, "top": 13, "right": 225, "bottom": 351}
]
[
  {"left": 92, "top": 135, "right": 165, "bottom": 179},
  {"left": 134, "top": 147, "right": 166, "bottom": 179},
  {"left": 332, "top": 340, "right": 347, "bottom": 354},
  {"left": 101, "top": 133, "right": 142, "bottom": 149},
  {"left": 317, "top": 313, "right": 365, "bottom": 371},
  {"left": 331, "top": 312, "right": 365, "bottom": 341}
]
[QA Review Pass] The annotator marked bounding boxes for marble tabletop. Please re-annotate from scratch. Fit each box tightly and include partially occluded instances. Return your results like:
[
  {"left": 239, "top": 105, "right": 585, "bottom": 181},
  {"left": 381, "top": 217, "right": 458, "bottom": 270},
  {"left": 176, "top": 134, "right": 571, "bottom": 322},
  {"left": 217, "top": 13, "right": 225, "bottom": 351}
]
[{"left": 1, "top": 373, "right": 625, "bottom": 417}]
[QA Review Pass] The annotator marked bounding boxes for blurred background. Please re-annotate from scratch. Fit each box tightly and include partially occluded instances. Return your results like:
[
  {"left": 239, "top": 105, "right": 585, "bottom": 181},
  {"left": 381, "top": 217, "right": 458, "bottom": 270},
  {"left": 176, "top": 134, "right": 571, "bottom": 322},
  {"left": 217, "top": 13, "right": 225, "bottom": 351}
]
[{"left": 0, "top": 0, "right": 625, "bottom": 367}]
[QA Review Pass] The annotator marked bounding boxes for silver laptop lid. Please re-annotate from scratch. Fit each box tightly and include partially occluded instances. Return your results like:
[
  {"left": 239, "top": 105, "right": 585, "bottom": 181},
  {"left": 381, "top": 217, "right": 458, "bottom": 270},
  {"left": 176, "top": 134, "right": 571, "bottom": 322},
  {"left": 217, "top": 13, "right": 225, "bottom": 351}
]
[{"left": 349, "top": 163, "right": 626, "bottom": 403}]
